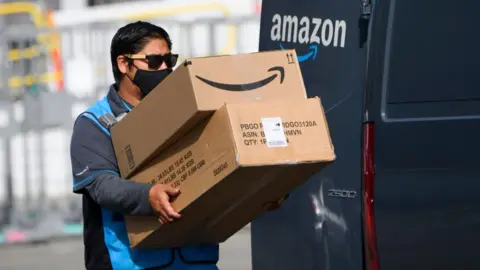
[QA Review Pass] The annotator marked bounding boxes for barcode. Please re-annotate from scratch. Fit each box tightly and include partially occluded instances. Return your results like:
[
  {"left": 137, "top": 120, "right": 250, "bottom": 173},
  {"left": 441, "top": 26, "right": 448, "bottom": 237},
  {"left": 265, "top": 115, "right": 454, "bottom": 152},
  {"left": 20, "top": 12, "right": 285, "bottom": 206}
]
[
  {"left": 125, "top": 145, "right": 135, "bottom": 169},
  {"left": 268, "top": 140, "right": 288, "bottom": 147}
]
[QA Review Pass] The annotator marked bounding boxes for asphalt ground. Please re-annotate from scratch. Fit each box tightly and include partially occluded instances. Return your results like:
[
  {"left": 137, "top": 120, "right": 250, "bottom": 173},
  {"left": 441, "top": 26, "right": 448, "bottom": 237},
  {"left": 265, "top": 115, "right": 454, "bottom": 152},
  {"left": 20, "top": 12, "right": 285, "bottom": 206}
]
[{"left": 0, "top": 229, "right": 252, "bottom": 270}]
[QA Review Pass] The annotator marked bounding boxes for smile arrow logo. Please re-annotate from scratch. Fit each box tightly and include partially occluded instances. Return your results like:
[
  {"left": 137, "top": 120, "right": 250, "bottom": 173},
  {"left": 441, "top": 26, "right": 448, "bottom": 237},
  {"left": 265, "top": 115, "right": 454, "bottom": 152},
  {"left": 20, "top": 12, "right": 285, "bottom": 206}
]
[
  {"left": 279, "top": 43, "right": 318, "bottom": 63},
  {"left": 195, "top": 66, "right": 285, "bottom": 91}
]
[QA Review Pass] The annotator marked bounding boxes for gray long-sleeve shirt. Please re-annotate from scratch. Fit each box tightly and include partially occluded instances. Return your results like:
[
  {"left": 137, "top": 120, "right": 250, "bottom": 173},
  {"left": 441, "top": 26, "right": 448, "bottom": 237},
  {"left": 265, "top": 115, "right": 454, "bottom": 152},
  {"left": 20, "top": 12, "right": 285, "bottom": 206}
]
[
  {"left": 71, "top": 115, "right": 154, "bottom": 216},
  {"left": 70, "top": 84, "right": 156, "bottom": 218},
  {"left": 69, "top": 85, "right": 188, "bottom": 270},
  {"left": 71, "top": 85, "right": 220, "bottom": 269},
  {"left": 84, "top": 172, "right": 153, "bottom": 216}
]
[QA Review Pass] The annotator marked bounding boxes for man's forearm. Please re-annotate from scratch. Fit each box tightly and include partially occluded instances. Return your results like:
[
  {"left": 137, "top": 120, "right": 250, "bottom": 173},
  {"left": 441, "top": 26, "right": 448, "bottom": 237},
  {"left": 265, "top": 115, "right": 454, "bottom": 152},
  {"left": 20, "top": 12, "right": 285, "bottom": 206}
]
[{"left": 84, "top": 172, "right": 155, "bottom": 216}]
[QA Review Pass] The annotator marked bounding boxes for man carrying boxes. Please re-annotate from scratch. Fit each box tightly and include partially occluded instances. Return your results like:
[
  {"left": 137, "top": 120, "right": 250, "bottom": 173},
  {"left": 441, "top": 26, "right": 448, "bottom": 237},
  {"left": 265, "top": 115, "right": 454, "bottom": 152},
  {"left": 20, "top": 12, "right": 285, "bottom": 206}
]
[
  {"left": 70, "top": 21, "right": 221, "bottom": 270},
  {"left": 70, "top": 21, "right": 335, "bottom": 270}
]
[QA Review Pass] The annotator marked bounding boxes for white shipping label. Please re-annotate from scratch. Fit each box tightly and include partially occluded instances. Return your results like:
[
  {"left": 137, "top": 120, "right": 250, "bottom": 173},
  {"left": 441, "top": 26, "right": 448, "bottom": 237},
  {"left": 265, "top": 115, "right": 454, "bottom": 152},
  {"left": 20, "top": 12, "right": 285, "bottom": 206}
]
[{"left": 261, "top": 117, "right": 288, "bottom": 148}]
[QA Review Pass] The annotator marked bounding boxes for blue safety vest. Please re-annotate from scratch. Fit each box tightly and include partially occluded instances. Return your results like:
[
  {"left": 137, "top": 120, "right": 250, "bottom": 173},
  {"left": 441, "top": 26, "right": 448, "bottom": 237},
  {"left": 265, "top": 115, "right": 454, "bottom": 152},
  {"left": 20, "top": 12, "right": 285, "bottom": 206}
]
[{"left": 78, "top": 96, "right": 219, "bottom": 269}]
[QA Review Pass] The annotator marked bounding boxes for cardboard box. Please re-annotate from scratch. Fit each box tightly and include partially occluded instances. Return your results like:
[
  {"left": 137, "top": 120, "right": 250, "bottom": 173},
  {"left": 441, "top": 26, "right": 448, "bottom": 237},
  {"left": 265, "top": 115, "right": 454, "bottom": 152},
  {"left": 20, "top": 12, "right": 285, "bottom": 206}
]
[
  {"left": 124, "top": 98, "right": 335, "bottom": 248},
  {"left": 111, "top": 49, "right": 307, "bottom": 178},
  {"left": 196, "top": 161, "right": 326, "bottom": 244}
]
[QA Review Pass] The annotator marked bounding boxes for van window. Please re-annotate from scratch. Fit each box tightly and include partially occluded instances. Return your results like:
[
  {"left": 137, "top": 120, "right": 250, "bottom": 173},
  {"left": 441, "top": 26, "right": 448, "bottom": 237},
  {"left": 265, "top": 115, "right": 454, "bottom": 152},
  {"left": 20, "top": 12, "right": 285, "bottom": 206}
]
[{"left": 383, "top": 1, "right": 480, "bottom": 119}]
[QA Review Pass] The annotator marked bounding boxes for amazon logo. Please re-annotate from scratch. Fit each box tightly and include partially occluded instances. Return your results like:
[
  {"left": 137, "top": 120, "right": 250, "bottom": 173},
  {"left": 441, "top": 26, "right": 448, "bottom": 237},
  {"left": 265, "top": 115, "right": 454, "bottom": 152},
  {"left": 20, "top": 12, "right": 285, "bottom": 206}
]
[
  {"left": 195, "top": 66, "right": 284, "bottom": 91},
  {"left": 270, "top": 14, "right": 347, "bottom": 62}
]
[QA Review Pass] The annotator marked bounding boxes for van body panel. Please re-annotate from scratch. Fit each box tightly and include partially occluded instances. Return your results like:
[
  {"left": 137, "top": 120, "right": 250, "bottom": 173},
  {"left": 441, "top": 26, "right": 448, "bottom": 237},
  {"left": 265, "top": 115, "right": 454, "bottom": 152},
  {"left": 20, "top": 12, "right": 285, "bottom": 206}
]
[
  {"left": 253, "top": 0, "right": 480, "bottom": 269},
  {"left": 251, "top": 0, "right": 366, "bottom": 269},
  {"left": 366, "top": 1, "right": 480, "bottom": 269}
]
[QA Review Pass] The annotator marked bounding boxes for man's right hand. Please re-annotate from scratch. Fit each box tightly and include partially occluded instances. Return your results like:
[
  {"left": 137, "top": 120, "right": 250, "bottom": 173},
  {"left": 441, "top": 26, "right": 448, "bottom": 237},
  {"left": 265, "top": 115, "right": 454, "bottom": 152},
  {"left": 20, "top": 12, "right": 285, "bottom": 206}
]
[{"left": 148, "top": 184, "right": 182, "bottom": 224}]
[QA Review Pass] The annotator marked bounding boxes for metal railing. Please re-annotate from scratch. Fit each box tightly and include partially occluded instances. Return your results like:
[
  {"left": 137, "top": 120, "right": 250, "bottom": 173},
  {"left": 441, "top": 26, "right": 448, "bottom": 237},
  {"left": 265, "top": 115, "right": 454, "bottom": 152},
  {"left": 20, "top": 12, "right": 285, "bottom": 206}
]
[{"left": 0, "top": 14, "right": 260, "bottom": 244}]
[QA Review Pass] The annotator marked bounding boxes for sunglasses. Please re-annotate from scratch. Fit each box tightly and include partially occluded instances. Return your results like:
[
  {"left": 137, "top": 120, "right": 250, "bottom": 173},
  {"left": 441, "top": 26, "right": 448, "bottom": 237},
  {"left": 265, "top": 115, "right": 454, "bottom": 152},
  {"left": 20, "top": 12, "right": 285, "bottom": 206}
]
[{"left": 124, "top": 53, "right": 179, "bottom": 69}]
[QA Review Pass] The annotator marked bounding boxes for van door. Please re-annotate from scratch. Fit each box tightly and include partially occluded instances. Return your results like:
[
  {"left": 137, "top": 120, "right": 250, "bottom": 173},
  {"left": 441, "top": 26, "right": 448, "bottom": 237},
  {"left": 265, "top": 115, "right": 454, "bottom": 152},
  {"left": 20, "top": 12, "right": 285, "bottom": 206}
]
[
  {"left": 365, "top": 1, "right": 480, "bottom": 269},
  {"left": 251, "top": 0, "right": 369, "bottom": 269}
]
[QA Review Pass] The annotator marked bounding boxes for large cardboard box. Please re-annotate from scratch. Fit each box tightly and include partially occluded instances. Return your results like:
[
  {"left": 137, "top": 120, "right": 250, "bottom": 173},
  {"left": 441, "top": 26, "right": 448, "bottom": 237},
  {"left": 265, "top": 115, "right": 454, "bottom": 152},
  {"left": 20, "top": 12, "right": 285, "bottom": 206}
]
[
  {"left": 111, "top": 49, "right": 307, "bottom": 178},
  {"left": 124, "top": 98, "right": 335, "bottom": 248}
]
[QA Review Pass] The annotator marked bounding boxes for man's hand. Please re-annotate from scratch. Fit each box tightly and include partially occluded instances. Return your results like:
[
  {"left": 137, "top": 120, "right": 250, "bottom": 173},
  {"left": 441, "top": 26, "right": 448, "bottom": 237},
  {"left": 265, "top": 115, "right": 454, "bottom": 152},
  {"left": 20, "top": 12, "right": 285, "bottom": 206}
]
[
  {"left": 263, "top": 194, "right": 290, "bottom": 212},
  {"left": 148, "top": 184, "right": 182, "bottom": 224}
]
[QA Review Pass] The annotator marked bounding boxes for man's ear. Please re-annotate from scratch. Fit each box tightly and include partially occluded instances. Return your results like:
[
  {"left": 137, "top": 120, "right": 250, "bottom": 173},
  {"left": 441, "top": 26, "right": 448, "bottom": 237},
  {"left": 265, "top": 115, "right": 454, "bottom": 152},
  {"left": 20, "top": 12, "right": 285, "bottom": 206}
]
[{"left": 117, "top": 55, "right": 128, "bottom": 75}]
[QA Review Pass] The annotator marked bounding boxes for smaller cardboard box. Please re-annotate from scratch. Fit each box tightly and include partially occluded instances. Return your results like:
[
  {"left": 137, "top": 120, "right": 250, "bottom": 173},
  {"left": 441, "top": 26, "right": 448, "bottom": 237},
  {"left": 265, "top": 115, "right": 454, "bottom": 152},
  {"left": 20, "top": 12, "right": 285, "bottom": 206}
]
[
  {"left": 124, "top": 97, "right": 335, "bottom": 248},
  {"left": 111, "top": 49, "right": 307, "bottom": 179}
]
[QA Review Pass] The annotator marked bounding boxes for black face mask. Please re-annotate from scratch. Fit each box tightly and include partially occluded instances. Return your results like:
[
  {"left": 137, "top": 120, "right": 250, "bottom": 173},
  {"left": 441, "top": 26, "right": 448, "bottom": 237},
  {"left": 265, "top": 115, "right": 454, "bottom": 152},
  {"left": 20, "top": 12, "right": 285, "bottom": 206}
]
[{"left": 130, "top": 67, "right": 172, "bottom": 97}]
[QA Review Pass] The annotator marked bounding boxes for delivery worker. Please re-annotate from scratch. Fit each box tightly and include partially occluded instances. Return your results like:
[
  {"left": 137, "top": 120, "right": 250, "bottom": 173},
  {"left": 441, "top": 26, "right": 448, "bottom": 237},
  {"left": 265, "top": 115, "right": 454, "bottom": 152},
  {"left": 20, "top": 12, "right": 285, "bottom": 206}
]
[{"left": 70, "top": 21, "right": 285, "bottom": 270}]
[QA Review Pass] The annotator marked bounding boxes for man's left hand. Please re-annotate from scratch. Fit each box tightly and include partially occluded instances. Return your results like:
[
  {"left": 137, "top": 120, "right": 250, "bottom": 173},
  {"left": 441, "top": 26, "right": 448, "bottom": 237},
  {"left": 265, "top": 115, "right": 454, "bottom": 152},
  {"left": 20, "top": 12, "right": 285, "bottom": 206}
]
[{"left": 263, "top": 194, "right": 289, "bottom": 211}]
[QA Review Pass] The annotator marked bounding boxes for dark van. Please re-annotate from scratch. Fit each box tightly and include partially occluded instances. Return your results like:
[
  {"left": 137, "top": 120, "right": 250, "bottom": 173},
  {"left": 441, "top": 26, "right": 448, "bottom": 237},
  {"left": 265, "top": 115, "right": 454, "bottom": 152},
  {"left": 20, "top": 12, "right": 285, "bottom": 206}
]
[{"left": 251, "top": 1, "right": 480, "bottom": 270}]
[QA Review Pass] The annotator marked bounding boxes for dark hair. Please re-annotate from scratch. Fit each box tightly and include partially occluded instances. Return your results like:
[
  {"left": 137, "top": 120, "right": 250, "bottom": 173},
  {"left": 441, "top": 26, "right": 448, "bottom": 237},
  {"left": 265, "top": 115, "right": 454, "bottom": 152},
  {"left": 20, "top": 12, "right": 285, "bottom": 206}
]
[{"left": 110, "top": 21, "right": 172, "bottom": 83}]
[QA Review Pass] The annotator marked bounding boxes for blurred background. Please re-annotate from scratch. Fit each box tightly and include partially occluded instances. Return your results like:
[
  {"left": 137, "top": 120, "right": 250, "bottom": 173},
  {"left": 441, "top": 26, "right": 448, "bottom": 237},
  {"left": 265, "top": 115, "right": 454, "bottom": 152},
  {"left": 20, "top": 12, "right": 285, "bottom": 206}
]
[{"left": 0, "top": 0, "right": 260, "bottom": 268}]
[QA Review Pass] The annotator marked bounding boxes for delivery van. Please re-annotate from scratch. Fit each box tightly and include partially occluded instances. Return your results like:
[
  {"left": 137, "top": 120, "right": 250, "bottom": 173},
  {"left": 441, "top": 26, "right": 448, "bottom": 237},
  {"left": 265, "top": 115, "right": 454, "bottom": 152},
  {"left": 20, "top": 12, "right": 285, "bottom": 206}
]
[{"left": 251, "top": 1, "right": 480, "bottom": 270}]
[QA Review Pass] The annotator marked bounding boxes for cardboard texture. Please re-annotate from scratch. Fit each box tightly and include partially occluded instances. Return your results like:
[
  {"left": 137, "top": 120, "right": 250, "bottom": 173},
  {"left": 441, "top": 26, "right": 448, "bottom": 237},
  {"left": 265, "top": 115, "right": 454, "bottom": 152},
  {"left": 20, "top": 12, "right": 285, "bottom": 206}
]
[
  {"left": 111, "top": 49, "right": 307, "bottom": 178},
  {"left": 124, "top": 98, "right": 335, "bottom": 248},
  {"left": 196, "top": 162, "right": 327, "bottom": 244}
]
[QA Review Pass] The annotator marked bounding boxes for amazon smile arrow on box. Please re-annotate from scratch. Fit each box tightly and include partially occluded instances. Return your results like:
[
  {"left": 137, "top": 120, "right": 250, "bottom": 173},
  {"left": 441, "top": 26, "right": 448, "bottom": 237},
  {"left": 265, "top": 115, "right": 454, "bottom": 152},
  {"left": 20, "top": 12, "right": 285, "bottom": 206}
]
[{"left": 111, "top": 49, "right": 307, "bottom": 178}]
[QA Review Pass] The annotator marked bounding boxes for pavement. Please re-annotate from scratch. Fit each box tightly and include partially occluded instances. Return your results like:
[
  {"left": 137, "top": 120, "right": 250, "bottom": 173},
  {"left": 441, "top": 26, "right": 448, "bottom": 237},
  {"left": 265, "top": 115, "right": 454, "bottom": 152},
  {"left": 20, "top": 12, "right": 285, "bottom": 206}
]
[{"left": 0, "top": 228, "right": 252, "bottom": 270}]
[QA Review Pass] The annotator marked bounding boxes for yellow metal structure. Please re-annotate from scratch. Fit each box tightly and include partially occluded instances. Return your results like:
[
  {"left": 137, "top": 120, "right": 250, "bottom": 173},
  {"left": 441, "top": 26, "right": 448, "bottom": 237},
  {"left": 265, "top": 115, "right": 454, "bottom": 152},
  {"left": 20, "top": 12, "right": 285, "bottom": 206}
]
[
  {"left": 0, "top": 2, "right": 61, "bottom": 92},
  {"left": 1, "top": 2, "right": 238, "bottom": 90}
]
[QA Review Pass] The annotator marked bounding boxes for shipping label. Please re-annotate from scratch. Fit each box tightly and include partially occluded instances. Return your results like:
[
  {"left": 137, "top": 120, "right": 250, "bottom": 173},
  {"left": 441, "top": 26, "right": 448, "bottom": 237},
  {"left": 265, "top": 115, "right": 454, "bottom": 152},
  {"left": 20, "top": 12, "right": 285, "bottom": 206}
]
[{"left": 239, "top": 120, "right": 318, "bottom": 147}]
